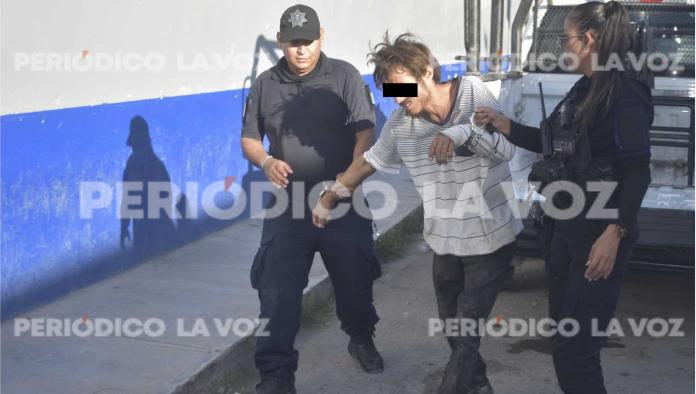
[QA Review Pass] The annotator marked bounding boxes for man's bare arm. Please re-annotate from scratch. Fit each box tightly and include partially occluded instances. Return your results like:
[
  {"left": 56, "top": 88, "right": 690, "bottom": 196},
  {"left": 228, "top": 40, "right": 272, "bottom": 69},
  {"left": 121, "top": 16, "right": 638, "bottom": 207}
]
[
  {"left": 241, "top": 137, "right": 293, "bottom": 188},
  {"left": 241, "top": 137, "right": 269, "bottom": 168},
  {"left": 353, "top": 128, "right": 375, "bottom": 159},
  {"left": 338, "top": 155, "right": 377, "bottom": 192}
]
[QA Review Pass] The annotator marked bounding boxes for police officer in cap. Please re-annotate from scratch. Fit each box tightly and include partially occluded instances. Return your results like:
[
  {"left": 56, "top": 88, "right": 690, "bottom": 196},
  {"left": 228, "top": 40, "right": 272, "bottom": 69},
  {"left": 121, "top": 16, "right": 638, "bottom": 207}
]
[
  {"left": 241, "top": 4, "right": 382, "bottom": 393},
  {"left": 474, "top": 2, "right": 652, "bottom": 393}
]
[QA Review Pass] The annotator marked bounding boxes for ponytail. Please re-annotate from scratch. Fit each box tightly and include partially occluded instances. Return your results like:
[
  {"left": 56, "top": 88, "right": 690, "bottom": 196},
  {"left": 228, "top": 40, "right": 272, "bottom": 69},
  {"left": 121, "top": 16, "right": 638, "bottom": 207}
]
[{"left": 569, "top": 1, "right": 634, "bottom": 129}]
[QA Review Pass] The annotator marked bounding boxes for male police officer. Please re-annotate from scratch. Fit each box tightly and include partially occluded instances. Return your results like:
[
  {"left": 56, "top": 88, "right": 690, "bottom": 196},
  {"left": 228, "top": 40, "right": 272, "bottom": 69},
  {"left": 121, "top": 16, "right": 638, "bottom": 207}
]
[{"left": 241, "top": 5, "right": 382, "bottom": 393}]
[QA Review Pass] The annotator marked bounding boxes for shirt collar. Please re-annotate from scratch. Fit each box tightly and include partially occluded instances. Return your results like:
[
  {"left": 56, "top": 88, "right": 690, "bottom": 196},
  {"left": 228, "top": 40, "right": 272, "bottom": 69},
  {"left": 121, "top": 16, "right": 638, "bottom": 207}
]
[
  {"left": 565, "top": 75, "right": 591, "bottom": 104},
  {"left": 271, "top": 52, "right": 331, "bottom": 82}
]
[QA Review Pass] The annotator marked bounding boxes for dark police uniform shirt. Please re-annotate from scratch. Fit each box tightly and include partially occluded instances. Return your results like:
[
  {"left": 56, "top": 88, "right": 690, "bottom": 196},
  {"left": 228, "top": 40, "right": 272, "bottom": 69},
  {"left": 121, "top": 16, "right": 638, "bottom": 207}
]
[
  {"left": 242, "top": 52, "right": 375, "bottom": 188},
  {"left": 562, "top": 74, "right": 652, "bottom": 159},
  {"left": 508, "top": 72, "right": 653, "bottom": 237}
]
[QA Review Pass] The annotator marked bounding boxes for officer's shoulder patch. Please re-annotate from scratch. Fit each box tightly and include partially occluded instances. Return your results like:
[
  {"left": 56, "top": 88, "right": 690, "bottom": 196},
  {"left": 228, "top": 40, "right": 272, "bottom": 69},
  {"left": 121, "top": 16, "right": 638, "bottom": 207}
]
[{"left": 364, "top": 85, "right": 375, "bottom": 110}]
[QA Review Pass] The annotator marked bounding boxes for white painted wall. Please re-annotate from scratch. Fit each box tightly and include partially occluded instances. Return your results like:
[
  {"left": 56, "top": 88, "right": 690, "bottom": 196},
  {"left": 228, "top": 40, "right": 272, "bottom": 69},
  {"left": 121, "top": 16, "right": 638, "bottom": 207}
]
[{"left": 1, "top": 0, "right": 474, "bottom": 115}]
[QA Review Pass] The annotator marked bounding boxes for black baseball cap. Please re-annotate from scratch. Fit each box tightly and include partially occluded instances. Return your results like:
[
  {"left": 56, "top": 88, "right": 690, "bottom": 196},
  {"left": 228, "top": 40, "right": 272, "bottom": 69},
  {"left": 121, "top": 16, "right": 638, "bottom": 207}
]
[{"left": 278, "top": 4, "right": 320, "bottom": 42}]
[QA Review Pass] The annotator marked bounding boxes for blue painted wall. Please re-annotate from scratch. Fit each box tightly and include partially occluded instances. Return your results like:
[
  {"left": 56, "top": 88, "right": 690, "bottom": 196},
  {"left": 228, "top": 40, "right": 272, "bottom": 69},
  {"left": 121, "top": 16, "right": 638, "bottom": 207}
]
[{"left": 0, "top": 64, "right": 467, "bottom": 320}]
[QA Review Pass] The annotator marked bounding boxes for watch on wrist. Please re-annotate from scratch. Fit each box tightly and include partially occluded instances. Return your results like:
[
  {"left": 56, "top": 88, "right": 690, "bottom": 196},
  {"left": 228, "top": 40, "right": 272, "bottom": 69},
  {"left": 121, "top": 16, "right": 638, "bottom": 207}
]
[
  {"left": 319, "top": 181, "right": 331, "bottom": 198},
  {"left": 618, "top": 225, "right": 629, "bottom": 239},
  {"left": 318, "top": 182, "right": 336, "bottom": 206},
  {"left": 611, "top": 222, "right": 629, "bottom": 239}
]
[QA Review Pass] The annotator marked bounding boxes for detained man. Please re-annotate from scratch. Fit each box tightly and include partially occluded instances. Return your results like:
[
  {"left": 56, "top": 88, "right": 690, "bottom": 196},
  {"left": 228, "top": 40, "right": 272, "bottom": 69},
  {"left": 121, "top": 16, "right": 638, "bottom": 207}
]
[{"left": 312, "top": 33, "right": 523, "bottom": 394}]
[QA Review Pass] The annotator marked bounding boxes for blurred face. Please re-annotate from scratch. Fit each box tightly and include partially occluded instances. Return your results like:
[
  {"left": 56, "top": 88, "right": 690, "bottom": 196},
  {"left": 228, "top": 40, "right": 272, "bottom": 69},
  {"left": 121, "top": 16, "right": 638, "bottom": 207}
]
[
  {"left": 562, "top": 18, "right": 595, "bottom": 75},
  {"left": 277, "top": 29, "right": 323, "bottom": 76},
  {"left": 384, "top": 67, "right": 434, "bottom": 117}
]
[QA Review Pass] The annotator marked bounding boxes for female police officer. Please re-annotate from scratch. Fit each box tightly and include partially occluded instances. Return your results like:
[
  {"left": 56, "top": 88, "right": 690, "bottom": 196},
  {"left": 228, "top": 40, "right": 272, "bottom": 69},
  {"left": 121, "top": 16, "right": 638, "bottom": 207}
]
[{"left": 474, "top": 2, "right": 652, "bottom": 393}]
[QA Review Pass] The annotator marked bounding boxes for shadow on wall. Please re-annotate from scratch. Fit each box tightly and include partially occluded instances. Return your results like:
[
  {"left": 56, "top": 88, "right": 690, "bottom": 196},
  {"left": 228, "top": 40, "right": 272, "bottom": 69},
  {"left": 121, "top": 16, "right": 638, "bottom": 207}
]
[
  {"left": 0, "top": 107, "right": 246, "bottom": 321},
  {"left": 119, "top": 116, "right": 178, "bottom": 259},
  {"left": 117, "top": 115, "right": 257, "bottom": 260}
]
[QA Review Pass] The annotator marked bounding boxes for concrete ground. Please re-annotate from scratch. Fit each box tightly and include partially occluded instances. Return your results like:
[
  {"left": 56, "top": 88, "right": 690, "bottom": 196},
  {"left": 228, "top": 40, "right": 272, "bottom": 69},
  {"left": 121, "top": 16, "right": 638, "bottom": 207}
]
[{"left": 233, "top": 232, "right": 694, "bottom": 394}]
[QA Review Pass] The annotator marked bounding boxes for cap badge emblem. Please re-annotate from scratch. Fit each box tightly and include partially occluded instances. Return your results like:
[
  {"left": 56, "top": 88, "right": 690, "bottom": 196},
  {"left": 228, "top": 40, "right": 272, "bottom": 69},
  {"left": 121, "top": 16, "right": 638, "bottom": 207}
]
[{"left": 288, "top": 9, "right": 308, "bottom": 28}]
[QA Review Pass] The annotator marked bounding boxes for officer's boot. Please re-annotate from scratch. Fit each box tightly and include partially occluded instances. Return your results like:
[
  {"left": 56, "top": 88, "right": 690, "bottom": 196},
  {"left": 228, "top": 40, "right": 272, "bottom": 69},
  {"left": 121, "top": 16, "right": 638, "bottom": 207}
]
[
  {"left": 466, "top": 380, "right": 494, "bottom": 394},
  {"left": 348, "top": 334, "right": 384, "bottom": 373},
  {"left": 255, "top": 378, "right": 296, "bottom": 394}
]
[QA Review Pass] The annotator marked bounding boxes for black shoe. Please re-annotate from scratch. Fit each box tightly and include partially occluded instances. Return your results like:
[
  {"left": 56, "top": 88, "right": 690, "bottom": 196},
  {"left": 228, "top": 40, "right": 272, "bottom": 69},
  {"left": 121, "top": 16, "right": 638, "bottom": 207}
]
[
  {"left": 255, "top": 379, "right": 296, "bottom": 394},
  {"left": 348, "top": 335, "right": 384, "bottom": 374},
  {"left": 466, "top": 381, "right": 494, "bottom": 394}
]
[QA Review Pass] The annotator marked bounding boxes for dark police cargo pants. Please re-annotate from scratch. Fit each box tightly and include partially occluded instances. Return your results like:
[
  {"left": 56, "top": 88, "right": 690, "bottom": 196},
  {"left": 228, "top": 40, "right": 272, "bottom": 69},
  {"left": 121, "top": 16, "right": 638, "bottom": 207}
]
[
  {"left": 250, "top": 210, "right": 380, "bottom": 381},
  {"left": 433, "top": 241, "right": 516, "bottom": 393},
  {"left": 547, "top": 218, "right": 635, "bottom": 394}
]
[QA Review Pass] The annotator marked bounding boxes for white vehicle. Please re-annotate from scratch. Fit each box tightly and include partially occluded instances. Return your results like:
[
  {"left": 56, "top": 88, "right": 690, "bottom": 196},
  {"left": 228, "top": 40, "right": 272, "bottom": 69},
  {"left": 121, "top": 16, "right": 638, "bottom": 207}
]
[{"left": 478, "top": 0, "right": 695, "bottom": 272}]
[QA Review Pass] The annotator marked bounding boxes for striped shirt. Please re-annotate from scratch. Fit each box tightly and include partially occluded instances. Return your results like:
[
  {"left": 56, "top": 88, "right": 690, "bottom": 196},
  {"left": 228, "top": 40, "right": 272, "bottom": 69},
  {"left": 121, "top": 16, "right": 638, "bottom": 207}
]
[{"left": 364, "top": 77, "right": 523, "bottom": 256}]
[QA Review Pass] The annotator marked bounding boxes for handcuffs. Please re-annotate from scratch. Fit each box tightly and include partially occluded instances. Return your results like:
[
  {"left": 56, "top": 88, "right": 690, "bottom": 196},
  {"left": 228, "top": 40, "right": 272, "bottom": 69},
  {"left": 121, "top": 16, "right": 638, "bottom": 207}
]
[{"left": 319, "top": 180, "right": 352, "bottom": 208}]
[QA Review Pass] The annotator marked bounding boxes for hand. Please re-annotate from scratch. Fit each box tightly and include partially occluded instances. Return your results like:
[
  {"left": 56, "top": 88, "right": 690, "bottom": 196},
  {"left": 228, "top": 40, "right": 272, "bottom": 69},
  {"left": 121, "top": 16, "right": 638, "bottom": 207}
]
[
  {"left": 429, "top": 133, "right": 454, "bottom": 164},
  {"left": 120, "top": 228, "right": 131, "bottom": 251},
  {"left": 585, "top": 224, "right": 621, "bottom": 281},
  {"left": 263, "top": 158, "right": 293, "bottom": 188},
  {"left": 330, "top": 178, "right": 352, "bottom": 198},
  {"left": 312, "top": 192, "right": 337, "bottom": 228},
  {"left": 473, "top": 107, "right": 511, "bottom": 136}
]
